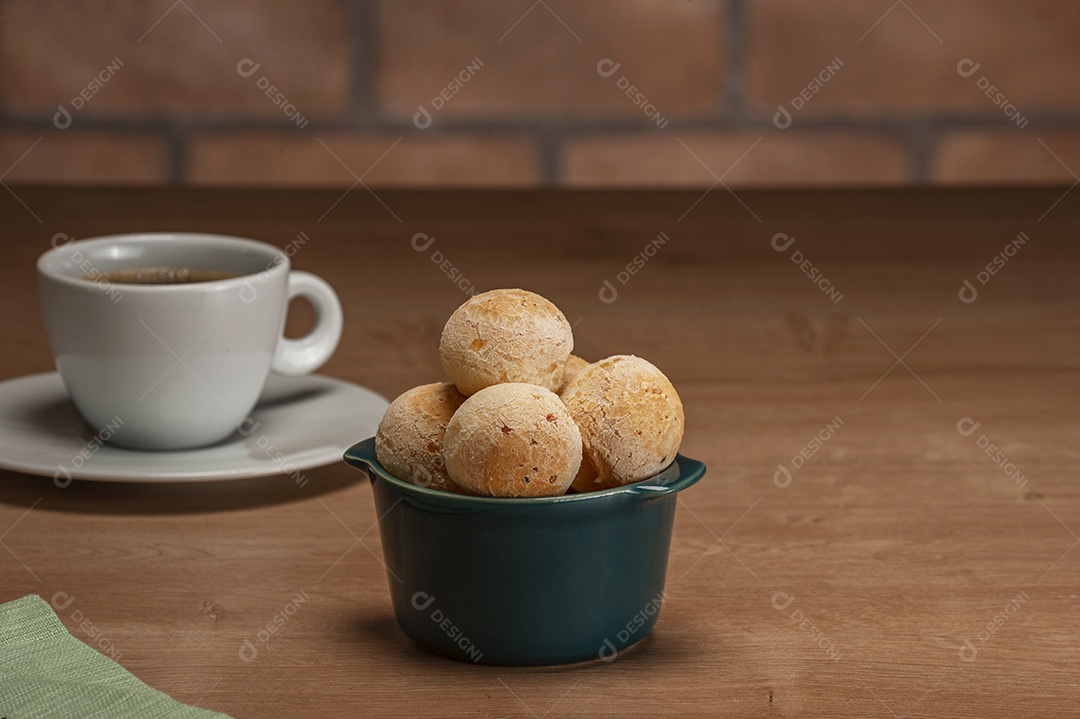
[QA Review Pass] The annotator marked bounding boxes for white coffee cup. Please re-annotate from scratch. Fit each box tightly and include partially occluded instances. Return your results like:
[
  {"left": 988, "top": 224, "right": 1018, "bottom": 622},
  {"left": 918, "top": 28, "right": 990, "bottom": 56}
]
[{"left": 37, "top": 233, "right": 343, "bottom": 450}]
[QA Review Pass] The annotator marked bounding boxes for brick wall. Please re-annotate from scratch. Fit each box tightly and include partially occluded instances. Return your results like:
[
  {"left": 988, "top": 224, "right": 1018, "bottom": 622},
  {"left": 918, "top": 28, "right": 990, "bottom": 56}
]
[{"left": 2, "top": 0, "right": 1078, "bottom": 187}]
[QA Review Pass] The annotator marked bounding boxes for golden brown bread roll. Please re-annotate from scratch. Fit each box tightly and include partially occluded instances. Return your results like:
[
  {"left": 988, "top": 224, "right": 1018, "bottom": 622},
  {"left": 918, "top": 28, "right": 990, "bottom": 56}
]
[
  {"left": 558, "top": 354, "right": 590, "bottom": 395},
  {"left": 443, "top": 383, "right": 582, "bottom": 497},
  {"left": 375, "top": 382, "right": 467, "bottom": 493},
  {"left": 439, "top": 289, "right": 573, "bottom": 396},
  {"left": 562, "top": 355, "right": 684, "bottom": 490}
]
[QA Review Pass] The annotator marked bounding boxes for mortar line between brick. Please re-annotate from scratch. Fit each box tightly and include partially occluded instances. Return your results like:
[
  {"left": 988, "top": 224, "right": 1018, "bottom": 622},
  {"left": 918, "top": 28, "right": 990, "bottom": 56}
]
[
  {"left": 908, "top": 123, "right": 936, "bottom": 183},
  {"left": 167, "top": 124, "right": 186, "bottom": 184},
  {"left": 537, "top": 130, "right": 561, "bottom": 186},
  {"left": 725, "top": 0, "right": 747, "bottom": 118},
  {"left": 6, "top": 113, "right": 1079, "bottom": 135},
  {"left": 348, "top": 0, "right": 379, "bottom": 121}
]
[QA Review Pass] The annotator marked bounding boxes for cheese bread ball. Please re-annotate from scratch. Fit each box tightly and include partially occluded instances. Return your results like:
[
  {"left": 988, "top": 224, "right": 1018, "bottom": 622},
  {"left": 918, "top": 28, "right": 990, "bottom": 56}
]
[
  {"left": 375, "top": 382, "right": 467, "bottom": 493},
  {"left": 558, "top": 354, "right": 590, "bottom": 395},
  {"left": 570, "top": 455, "right": 599, "bottom": 493},
  {"left": 562, "top": 355, "right": 684, "bottom": 490},
  {"left": 440, "top": 289, "right": 573, "bottom": 396},
  {"left": 443, "top": 383, "right": 582, "bottom": 497}
]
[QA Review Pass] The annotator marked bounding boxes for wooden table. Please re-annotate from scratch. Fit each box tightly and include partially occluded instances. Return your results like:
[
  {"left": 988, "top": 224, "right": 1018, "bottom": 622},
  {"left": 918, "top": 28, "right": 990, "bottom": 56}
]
[{"left": 1, "top": 186, "right": 1077, "bottom": 717}]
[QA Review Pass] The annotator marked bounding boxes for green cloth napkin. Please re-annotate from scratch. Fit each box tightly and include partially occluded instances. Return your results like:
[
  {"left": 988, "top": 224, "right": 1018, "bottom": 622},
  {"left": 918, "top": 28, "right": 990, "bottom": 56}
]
[{"left": 0, "top": 594, "right": 231, "bottom": 719}]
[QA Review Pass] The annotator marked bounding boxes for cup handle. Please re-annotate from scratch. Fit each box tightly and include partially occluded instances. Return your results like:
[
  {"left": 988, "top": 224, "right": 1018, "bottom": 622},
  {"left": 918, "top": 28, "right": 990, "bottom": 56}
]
[{"left": 271, "top": 271, "right": 343, "bottom": 376}]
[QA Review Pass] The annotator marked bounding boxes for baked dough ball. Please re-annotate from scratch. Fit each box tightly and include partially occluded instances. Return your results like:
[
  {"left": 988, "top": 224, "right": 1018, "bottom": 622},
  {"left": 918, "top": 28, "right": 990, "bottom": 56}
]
[
  {"left": 375, "top": 383, "right": 467, "bottom": 493},
  {"left": 570, "top": 455, "right": 600, "bottom": 493},
  {"left": 443, "top": 383, "right": 582, "bottom": 497},
  {"left": 558, "top": 354, "right": 590, "bottom": 395},
  {"left": 562, "top": 355, "right": 684, "bottom": 490},
  {"left": 440, "top": 289, "right": 573, "bottom": 396}
]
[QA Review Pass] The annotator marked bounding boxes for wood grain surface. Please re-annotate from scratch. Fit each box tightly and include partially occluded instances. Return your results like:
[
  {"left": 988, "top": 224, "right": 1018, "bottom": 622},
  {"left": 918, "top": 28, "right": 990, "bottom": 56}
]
[{"left": 1, "top": 186, "right": 1077, "bottom": 717}]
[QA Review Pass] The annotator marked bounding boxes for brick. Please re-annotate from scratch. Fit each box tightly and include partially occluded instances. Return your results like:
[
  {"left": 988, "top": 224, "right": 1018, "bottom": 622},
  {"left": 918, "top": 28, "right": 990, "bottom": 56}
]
[
  {"left": 0, "top": 130, "right": 167, "bottom": 183},
  {"left": 378, "top": 0, "right": 723, "bottom": 120},
  {"left": 189, "top": 133, "right": 539, "bottom": 186},
  {"left": 562, "top": 133, "right": 909, "bottom": 186},
  {"left": 934, "top": 133, "right": 1080, "bottom": 184},
  {"left": 0, "top": 0, "right": 349, "bottom": 116},
  {"left": 748, "top": 0, "right": 1080, "bottom": 114}
]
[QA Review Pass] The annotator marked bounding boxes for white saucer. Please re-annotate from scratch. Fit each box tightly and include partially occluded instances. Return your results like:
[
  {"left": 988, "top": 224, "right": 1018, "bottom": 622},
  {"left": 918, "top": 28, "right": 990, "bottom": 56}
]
[{"left": 0, "top": 372, "right": 388, "bottom": 483}]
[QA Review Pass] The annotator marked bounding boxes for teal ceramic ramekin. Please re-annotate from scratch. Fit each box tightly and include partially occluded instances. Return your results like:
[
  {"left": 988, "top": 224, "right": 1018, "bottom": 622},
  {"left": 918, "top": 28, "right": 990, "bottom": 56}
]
[{"left": 343, "top": 437, "right": 706, "bottom": 666}]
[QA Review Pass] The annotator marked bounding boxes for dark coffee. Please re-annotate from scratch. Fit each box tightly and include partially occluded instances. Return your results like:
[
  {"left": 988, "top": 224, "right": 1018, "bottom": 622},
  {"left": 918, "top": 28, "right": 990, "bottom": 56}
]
[{"left": 88, "top": 267, "right": 239, "bottom": 285}]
